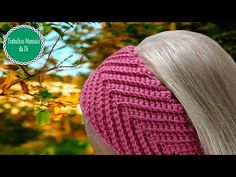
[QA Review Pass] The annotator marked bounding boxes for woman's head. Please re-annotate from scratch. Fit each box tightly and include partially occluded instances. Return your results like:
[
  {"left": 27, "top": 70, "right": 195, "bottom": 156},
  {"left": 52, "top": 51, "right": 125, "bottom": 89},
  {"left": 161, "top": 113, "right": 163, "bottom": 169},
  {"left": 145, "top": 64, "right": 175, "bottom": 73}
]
[{"left": 80, "top": 30, "right": 236, "bottom": 155}]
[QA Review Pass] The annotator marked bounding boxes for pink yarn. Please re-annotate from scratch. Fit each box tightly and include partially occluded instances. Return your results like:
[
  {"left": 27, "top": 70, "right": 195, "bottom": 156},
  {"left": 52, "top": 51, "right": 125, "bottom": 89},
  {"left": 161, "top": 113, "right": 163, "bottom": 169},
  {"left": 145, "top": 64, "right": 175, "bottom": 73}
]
[{"left": 80, "top": 45, "right": 204, "bottom": 155}]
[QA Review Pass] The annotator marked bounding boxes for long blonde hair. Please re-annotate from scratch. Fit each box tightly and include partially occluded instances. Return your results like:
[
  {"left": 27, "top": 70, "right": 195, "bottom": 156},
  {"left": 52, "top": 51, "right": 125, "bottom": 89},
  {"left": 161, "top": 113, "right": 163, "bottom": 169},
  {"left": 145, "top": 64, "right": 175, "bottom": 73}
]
[{"left": 135, "top": 30, "right": 236, "bottom": 155}]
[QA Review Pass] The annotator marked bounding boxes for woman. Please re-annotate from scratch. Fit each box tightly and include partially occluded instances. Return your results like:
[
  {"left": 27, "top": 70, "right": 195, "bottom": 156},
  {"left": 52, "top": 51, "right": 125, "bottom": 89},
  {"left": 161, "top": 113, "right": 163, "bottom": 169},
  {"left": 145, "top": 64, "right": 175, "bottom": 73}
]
[{"left": 80, "top": 30, "right": 236, "bottom": 155}]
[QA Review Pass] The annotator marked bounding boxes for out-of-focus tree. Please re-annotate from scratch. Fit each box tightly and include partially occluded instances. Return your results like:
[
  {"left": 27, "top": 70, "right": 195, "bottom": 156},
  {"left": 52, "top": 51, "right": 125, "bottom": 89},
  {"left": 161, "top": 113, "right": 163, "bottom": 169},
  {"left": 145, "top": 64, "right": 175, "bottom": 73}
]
[
  {"left": 0, "top": 22, "right": 92, "bottom": 154},
  {"left": 64, "top": 22, "right": 236, "bottom": 72}
]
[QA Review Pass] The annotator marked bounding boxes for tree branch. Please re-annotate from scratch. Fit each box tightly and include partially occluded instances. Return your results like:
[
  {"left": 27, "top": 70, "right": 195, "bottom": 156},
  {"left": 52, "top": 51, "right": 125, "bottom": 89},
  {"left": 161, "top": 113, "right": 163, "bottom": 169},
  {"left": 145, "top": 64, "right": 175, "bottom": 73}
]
[
  {"left": 56, "top": 55, "right": 73, "bottom": 67},
  {"left": 41, "top": 29, "right": 68, "bottom": 70},
  {"left": 9, "top": 47, "right": 83, "bottom": 90},
  {"left": 19, "top": 65, "right": 31, "bottom": 77}
]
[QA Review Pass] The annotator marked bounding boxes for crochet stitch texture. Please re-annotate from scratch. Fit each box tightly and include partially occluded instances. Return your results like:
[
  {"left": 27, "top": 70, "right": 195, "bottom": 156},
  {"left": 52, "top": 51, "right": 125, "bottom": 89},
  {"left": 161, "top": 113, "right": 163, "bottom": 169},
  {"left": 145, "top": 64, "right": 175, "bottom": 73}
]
[{"left": 80, "top": 45, "right": 204, "bottom": 155}]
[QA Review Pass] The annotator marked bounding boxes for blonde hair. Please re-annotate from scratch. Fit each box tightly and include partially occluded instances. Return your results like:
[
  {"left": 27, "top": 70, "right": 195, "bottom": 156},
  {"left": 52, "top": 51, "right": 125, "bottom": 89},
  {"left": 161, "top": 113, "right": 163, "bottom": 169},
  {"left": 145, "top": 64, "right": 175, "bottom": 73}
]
[{"left": 135, "top": 30, "right": 236, "bottom": 155}]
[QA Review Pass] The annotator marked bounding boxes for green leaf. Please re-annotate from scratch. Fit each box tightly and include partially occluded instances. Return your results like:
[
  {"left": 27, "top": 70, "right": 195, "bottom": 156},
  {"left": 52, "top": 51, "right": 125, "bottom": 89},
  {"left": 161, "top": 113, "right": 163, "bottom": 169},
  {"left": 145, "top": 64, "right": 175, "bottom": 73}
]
[
  {"left": 16, "top": 70, "right": 27, "bottom": 78},
  {"left": 43, "top": 25, "right": 52, "bottom": 35},
  {"left": 30, "top": 22, "right": 40, "bottom": 29},
  {"left": 36, "top": 110, "right": 50, "bottom": 126},
  {"left": 2, "top": 23, "right": 11, "bottom": 31},
  {"left": 52, "top": 27, "right": 64, "bottom": 37},
  {"left": 39, "top": 90, "right": 55, "bottom": 101}
]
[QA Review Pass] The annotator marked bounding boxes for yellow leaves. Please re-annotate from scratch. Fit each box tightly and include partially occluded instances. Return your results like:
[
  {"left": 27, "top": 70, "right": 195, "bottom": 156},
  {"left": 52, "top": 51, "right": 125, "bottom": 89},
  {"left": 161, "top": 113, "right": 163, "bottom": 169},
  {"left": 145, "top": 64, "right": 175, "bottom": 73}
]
[
  {"left": 47, "top": 93, "right": 79, "bottom": 121},
  {"left": 71, "top": 115, "right": 82, "bottom": 124},
  {"left": 169, "top": 23, "right": 177, "bottom": 30},
  {"left": 54, "top": 93, "right": 79, "bottom": 107},
  {"left": 113, "top": 22, "right": 125, "bottom": 28},
  {"left": 51, "top": 107, "right": 67, "bottom": 121},
  {"left": 30, "top": 84, "right": 46, "bottom": 92},
  {"left": 0, "top": 64, "right": 19, "bottom": 71},
  {"left": 48, "top": 58, "right": 57, "bottom": 65},
  {"left": 21, "top": 141, "right": 45, "bottom": 149},
  {"left": 10, "top": 107, "right": 19, "bottom": 115},
  {"left": 40, "top": 118, "right": 72, "bottom": 143},
  {"left": 85, "top": 145, "right": 94, "bottom": 154},
  {"left": 101, "top": 22, "right": 107, "bottom": 28},
  {"left": 0, "top": 73, "right": 82, "bottom": 143},
  {"left": 72, "top": 130, "right": 87, "bottom": 140},
  {"left": 20, "top": 81, "right": 29, "bottom": 94},
  {"left": 54, "top": 107, "right": 62, "bottom": 114},
  {"left": 51, "top": 114, "right": 64, "bottom": 121},
  {"left": 47, "top": 102, "right": 64, "bottom": 107},
  {"left": 0, "top": 71, "right": 16, "bottom": 94}
]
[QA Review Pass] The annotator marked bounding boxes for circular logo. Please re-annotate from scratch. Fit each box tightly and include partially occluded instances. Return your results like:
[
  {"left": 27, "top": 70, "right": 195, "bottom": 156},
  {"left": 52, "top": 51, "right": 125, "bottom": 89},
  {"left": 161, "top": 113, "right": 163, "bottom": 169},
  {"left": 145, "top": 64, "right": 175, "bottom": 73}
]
[{"left": 3, "top": 25, "right": 44, "bottom": 65}]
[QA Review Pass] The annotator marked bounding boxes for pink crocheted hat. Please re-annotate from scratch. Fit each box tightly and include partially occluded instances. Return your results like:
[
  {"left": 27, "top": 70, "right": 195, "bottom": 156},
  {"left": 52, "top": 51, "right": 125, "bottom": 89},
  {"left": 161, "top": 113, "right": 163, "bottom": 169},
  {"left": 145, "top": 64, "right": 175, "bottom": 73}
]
[{"left": 80, "top": 45, "right": 204, "bottom": 155}]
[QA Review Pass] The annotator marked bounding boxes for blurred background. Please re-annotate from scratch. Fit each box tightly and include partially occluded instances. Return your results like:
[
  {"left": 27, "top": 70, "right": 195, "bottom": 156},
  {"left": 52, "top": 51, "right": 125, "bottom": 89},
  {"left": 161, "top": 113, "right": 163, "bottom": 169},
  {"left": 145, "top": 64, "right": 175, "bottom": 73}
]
[{"left": 0, "top": 22, "right": 235, "bottom": 154}]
